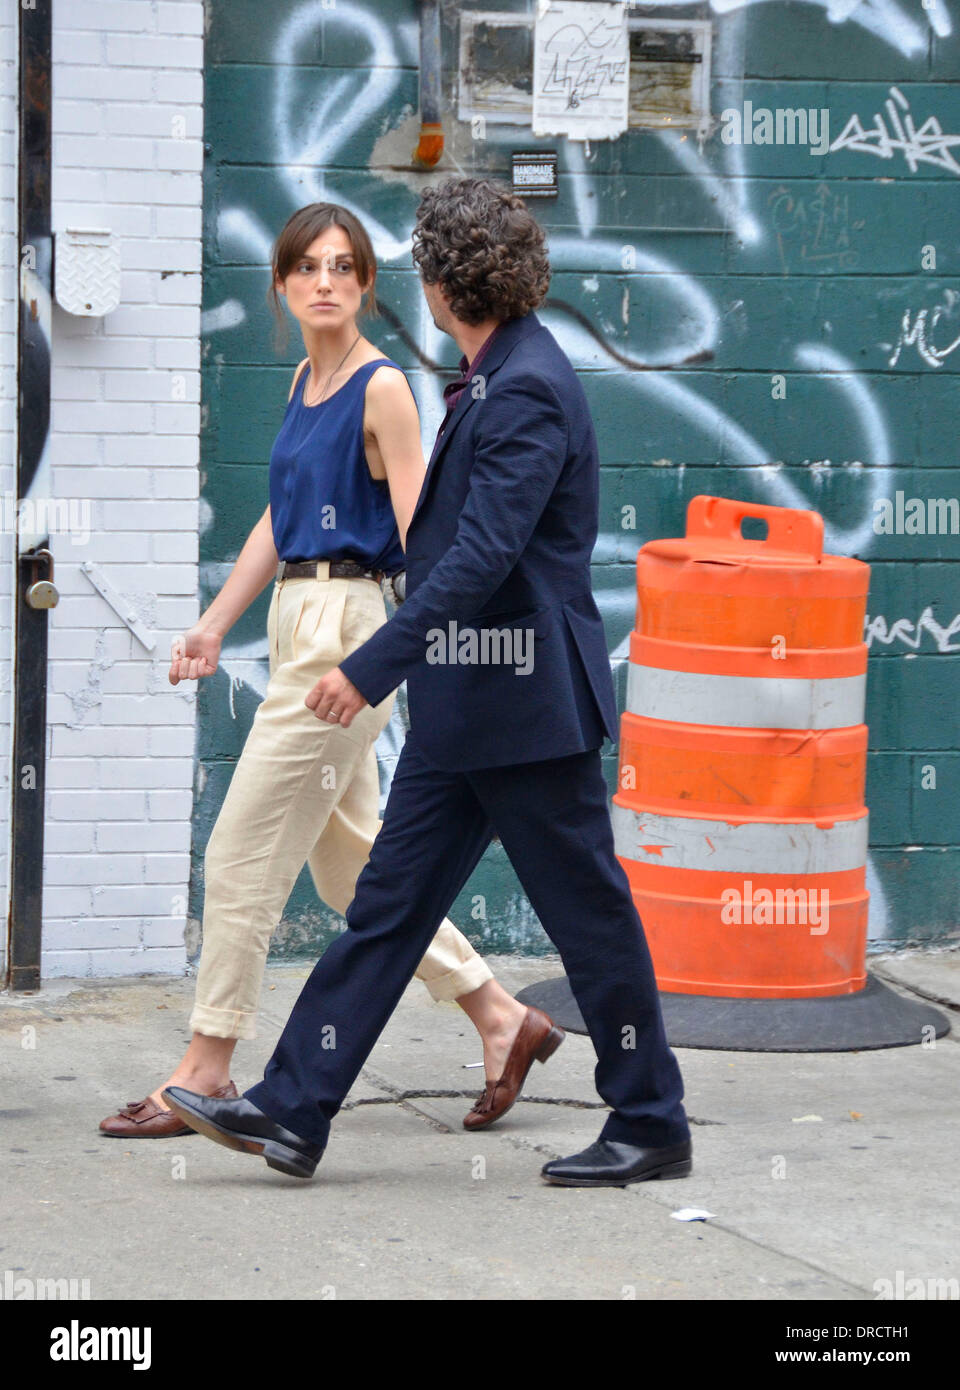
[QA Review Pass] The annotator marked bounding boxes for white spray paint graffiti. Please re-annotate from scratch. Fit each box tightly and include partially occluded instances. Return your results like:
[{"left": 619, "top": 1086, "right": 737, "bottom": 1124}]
[
  {"left": 708, "top": 0, "right": 949, "bottom": 51},
  {"left": 551, "top": 236, "right": 724, "bottom": 360},
  {"left": 886, "top": 292, "right": 960, "bottom": 368},
  {"left": 654, "top": 119, "right": 763, "bottom": 245},
  {"left": 542, "top": 310, "right": 891, "bottom": 555},
  {"left": 865, "top": 608, "right": 960, "bottom": 652},
  {"left": 272, "top": 1, "right": 413, "bottom": 261},
  {"left": 829, "top": 85, "right": 960, "bottom": 176}
]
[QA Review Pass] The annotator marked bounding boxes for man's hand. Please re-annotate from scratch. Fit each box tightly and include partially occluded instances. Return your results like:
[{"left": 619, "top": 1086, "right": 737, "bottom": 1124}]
[
  {"left": 305, "top": 666, "right": 368, "bottom": 728},
  {"left": 169, "top": 626, "right": 222, "bottom": 685}
]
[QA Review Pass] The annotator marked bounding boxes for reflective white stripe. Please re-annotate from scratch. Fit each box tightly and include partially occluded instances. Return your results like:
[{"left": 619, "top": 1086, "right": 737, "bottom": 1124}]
[
  {"left": 612, "top": 803, "right": 868, "bottom": 875},
  {"left": 626, "top": 664, "right": 866, "bottom": 730}
]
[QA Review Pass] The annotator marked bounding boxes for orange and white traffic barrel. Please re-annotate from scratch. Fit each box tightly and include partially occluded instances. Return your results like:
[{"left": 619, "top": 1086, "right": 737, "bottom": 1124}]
[{"left": 613, "top": 495, "right": 870, "bottom": 999}]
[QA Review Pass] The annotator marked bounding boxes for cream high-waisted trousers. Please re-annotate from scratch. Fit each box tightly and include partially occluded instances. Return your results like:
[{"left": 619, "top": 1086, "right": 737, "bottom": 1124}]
[{"left": 190, "top": 570, "right": 493, "bottom": 1040}]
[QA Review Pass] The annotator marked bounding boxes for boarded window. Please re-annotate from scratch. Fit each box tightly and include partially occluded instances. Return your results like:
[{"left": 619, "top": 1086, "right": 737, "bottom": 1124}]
[
  {"left": 459, "top": 13, "right": 534, "bottom": 124},
  {"left": 628, "top": 22, "right": 712, "bottom": 131}
]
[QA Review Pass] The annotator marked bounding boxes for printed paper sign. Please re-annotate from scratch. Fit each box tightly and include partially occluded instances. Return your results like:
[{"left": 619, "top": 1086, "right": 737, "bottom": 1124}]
[{"left": 533, "top": 0, "right": 629, "bottom": 141}]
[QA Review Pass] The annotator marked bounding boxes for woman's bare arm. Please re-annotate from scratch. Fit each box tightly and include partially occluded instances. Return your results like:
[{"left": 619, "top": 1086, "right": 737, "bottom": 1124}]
[
  {"left": 170, "top": 504, "right": 278, "bottom": 684},
  {"left": 363, "top": 368, "right": 427, "bottom": 552},
  {"left": 170, "top": 362, "right": 305, "bottom": 682},
  {"left": 195, "top": 503, "right": 278, "bottom": 640}
]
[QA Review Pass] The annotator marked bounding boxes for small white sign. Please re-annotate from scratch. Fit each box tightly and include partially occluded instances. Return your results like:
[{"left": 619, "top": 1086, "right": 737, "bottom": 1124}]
[{"left": 533, "top": 0, "right": 629, "bottom": 141}]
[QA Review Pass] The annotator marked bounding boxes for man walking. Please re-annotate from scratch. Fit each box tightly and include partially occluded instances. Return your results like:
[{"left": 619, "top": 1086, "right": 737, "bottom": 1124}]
[{"left": 164, "top": 177, "right": 691, "bottom": 1186}]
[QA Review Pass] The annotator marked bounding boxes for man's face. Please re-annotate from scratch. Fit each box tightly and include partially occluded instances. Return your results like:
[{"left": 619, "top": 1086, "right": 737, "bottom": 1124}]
[{"left": 420, "top": 277, "right": 451, "bottom": 336}]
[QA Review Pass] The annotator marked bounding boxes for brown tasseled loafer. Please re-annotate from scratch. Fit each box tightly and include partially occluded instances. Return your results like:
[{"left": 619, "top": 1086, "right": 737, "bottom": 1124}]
[
  {"left": 463, "top": 1005, "right": 565, "bottom": 1131},
  {"left": 99, "top": 1080, "right": 239, "bottom": 1138}
]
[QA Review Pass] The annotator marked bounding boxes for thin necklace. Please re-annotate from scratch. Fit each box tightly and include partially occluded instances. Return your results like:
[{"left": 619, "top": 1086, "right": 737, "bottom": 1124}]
[{"left": 306, "top": 333, "right": 361, "bottom": 406}]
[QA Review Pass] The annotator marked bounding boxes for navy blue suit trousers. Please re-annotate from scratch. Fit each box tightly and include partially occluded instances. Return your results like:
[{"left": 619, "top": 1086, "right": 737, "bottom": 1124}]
[{"left": 245, "top": 733, "right": 690, "bottom": 1152}]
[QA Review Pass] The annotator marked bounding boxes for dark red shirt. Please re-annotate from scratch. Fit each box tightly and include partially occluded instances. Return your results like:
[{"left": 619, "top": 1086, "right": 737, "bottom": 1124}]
[{"left": 431, "top": 322, "right": 503, "bottom": 459}]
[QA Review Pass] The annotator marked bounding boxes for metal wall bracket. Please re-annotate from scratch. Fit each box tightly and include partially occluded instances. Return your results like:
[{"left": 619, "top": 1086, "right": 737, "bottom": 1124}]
[{"left": 81, "top": 561, "right": 157, "bottom": 651}]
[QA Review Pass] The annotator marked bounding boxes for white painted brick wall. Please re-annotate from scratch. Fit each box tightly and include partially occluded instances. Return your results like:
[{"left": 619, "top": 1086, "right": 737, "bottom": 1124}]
[{"left": 34, "top": 0, "right": 205, "bottom": 979}]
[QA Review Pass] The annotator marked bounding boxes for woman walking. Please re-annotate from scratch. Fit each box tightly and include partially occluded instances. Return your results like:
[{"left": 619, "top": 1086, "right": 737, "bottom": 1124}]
[{"left": 98, "top": 203, "right": 562, "bottom": 1140}]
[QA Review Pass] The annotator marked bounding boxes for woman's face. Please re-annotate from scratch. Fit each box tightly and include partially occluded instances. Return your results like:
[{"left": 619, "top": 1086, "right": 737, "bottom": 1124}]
[{"left": 277, "top": 224, "right": 370, "bottom": 332}]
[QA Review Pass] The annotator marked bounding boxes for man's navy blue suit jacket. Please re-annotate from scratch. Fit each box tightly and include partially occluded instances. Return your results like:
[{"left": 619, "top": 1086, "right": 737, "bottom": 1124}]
[{"left": 339, "top": 309, "right": 619, "bottom": 771}]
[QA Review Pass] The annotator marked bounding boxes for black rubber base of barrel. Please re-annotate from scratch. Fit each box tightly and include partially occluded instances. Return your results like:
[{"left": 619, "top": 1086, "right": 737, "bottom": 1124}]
[{"left": 515, "top": 972, "right": 951, "bottom": 1052}]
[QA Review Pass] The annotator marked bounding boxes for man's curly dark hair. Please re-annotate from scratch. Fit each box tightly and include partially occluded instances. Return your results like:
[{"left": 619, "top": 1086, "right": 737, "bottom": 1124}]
[{"left": 412, "top": 177, "right": 551, "bottom": 325}]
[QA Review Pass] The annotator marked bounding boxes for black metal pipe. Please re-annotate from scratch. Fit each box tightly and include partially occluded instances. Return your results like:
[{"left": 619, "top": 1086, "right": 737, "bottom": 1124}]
[{"left": 9, "top": 0, "right": 53, "bottom": 990}]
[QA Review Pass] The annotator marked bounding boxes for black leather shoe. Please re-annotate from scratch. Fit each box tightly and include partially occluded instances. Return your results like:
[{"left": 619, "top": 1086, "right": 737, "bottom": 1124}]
[
  {"left": 541, "top": 1137, "right": 692, "bottom": 1187},
  {"left": 161, "top": 1087, "right": 324, "bottom": 1179}
]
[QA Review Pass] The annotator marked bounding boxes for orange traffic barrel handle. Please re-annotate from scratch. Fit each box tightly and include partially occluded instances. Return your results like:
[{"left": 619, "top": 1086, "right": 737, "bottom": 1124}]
[{"left": 686, "top": 494, "right": 824, "bottom": 563}]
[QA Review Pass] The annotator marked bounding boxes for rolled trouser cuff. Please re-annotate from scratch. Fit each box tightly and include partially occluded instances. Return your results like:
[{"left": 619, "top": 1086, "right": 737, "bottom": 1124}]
[
  {"left": 189, "top": 1001, "right": 258, "bottom": 1041},
  {"left": 420, "top": 954, "right": 494, "bottom": 1002}
]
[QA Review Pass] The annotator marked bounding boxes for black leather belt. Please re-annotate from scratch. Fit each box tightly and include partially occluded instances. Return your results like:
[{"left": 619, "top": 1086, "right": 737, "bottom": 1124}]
[{"left": 276, "top": 558, "right": 385, "bottom": 584}]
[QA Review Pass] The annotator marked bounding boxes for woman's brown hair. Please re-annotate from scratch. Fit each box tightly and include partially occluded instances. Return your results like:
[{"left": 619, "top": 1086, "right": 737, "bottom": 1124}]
[{"left": 267, "top": 202, "right": 379, "bottom": 354}]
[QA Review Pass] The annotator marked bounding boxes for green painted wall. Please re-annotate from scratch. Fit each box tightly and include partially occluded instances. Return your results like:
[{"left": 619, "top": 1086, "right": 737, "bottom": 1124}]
[{"left": 194, "top": 0, "right": 959, "bottom": 963}]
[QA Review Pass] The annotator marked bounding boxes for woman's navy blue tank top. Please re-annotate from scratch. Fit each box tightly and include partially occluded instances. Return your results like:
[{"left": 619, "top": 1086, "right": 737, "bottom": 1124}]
[{"left": 269, "top": 357, "right": 407, "bottom": 574}]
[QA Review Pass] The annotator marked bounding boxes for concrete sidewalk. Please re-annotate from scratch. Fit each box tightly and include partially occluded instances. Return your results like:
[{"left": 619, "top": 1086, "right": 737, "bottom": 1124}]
[{"left": 1, "top": 951, "right": 958, "bottom": 1301}]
